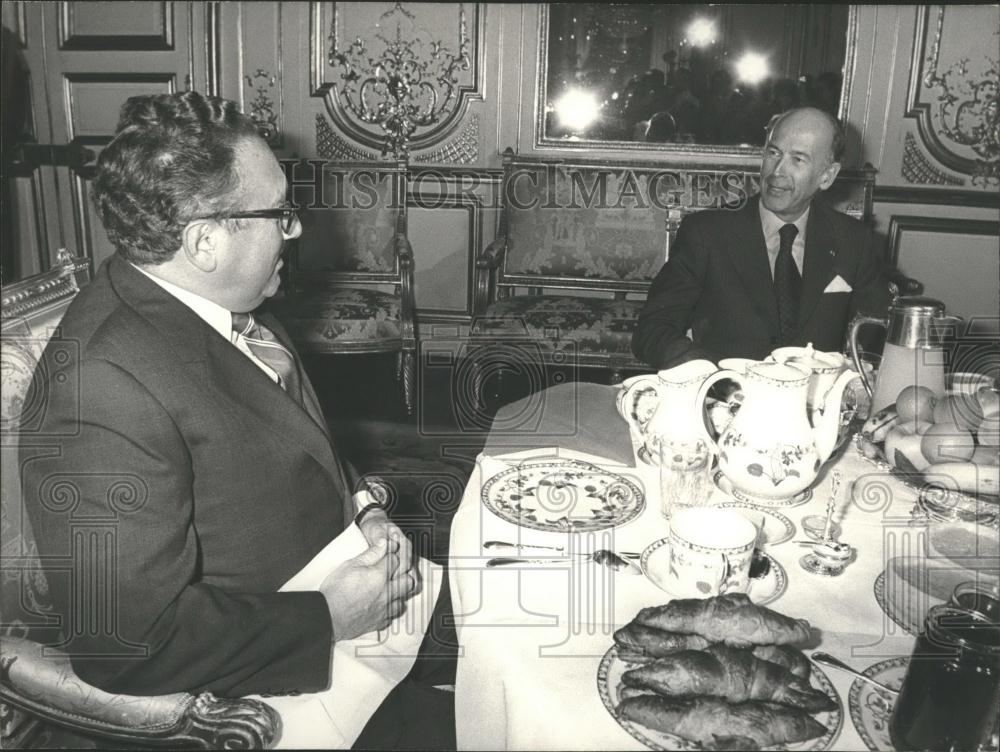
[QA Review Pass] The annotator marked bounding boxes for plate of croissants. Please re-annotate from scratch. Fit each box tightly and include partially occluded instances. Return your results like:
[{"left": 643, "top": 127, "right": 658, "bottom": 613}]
[{"left": 598, "top": 593, "right": 842, "bottom": 751}]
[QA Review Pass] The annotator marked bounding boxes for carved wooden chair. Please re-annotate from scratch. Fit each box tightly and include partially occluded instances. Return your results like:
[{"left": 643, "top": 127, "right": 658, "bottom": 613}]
[
  {"left": 275, "top": 158, "right": 418, "bottom": 415},
  {"left": 1, "top": 252, "right": 280, "bottom": 749},
  {"left": 471, "top": 149, "right": 671, "bottom": 389}
]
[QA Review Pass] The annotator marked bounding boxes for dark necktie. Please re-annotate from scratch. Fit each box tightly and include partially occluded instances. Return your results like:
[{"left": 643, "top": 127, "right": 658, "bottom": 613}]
[
  {"left": 774, "top": 223, "right": 801, "bottom": 345},
  {"left": 232, "top": 312, "right": 327, "bottom": 432}
]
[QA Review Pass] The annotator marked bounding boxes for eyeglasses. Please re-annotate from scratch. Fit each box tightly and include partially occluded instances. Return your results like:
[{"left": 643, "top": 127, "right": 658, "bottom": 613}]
[{"left": 190, "top": 205, "right": 300, "bottom": 235}]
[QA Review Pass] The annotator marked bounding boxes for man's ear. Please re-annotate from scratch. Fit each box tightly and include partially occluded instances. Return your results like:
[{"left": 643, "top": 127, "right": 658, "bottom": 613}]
[
  {"left": 181, "top": 220, "right": 218, "bottom": 272},
  {"left": 818, "top": 161, "right": 841, "bottom": 191}
]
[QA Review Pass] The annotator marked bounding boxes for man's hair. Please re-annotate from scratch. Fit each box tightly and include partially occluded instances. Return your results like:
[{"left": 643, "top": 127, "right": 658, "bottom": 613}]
[
  {"left": 91, "top": 91, "right": 260, "bottom": 264},
  {"left": 765, "top": 107, "right": 846, "bottom": 164}
]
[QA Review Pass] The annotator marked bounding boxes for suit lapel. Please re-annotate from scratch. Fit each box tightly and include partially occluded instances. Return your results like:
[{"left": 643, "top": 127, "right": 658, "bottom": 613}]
[
  {"left": 107, "top": 257, "right": 339, "bottom": 480},
  {"left": 798, "top": 202, "right": 837, "bottom": 330},
  {"left": 724, "top": 196, "right": 779, "bottom": 333}
]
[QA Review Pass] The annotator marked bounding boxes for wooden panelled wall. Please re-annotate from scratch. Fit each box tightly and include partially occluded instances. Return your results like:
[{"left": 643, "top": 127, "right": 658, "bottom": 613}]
[{"left": 5, "top": 3, "right": 998, "bottom": 334}]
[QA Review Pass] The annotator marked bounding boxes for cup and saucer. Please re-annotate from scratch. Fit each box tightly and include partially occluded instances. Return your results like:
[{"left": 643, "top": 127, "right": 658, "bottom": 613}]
[{"left": 639, "top": 506, "right": 787, "bottom": 605}]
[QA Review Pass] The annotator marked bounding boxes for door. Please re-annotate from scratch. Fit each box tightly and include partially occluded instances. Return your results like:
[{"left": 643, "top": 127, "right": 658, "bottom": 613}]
[{"left": 2, "top": 1, "right": 216, "bottom": 281}]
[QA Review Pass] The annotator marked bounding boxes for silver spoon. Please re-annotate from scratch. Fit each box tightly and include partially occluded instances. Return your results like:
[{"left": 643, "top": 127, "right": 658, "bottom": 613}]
[
  {"left": 486, "top": 550, "right": 643, "bottom": 575},
  {"left": 811, "top": 652, "right": 899, "bottom": 696}
]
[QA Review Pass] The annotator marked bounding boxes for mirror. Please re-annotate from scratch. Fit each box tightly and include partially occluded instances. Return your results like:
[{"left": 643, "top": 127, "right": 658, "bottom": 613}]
[{"left": 539, "top": 4, "right": 853, "bottom": 150}]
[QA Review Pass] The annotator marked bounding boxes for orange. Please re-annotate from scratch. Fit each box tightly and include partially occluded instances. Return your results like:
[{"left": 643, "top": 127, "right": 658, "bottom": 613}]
[
  {"left": 932, "top": 393, "right": 983, "bottom": 433},
  {"left": 921, "top": 423, "right": 976, "bottom": 464},
  {"left": 896, "top": 385, "right": 937, "bottom": 423}
]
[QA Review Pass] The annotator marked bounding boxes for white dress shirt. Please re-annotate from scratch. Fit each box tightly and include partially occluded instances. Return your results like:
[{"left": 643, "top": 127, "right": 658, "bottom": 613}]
[
  {"left": 759, "top": 202, "right": 809, "bottom": 279},
  {"left": 132, "top": 264, "right": 280, "bottom": 384}
]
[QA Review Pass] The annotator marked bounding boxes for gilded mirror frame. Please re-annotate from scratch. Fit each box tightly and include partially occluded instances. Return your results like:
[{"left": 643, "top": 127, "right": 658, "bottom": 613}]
[{"left": 533, "top": 4, "right": 859, "bottom": 159}]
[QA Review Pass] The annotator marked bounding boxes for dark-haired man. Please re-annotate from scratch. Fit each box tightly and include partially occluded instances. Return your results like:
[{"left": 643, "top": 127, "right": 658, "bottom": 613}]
[
  {"left": 632, "top": 107, "right": 891, "bottom": 368},
  {"left": 23, "top": 91, "right": 453, "bottom": 748}
]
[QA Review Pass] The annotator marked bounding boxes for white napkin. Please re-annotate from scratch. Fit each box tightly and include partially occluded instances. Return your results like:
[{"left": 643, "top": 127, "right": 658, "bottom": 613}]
[
  {"left": 823, "top": 274, "right": 853, "bottom": 293},
  {"left": 249, "top": 524, "right": 441, "bottom": 749}
]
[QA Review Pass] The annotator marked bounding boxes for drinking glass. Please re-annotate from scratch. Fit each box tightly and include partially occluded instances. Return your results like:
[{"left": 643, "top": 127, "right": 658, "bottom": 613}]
[{"left": 658, "top": 438, "right": 714, "bottom": 520}]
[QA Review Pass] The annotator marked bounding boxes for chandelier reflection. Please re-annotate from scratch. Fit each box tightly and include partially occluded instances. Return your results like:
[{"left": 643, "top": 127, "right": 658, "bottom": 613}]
[{"left": 328, "top": 2, "right": 471, "bottom": 158}]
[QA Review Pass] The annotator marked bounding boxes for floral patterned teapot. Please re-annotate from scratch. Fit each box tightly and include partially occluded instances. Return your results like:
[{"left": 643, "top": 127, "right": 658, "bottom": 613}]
[
  {"left": 709, "top": 361, "right": 858, "bottom": 502},
  {"left": 619, "top": 359, "right": 740, "bottom": 464}
]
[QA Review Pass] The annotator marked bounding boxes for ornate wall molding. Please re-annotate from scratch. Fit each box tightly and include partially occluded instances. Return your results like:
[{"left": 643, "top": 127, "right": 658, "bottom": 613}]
[
  {"left": 901, "top": 132, "right": 964, "bottom": 186},
  {"left": 887, "top": 214, "right": 1000, "bottom": 269},
  {"left": 904, "top": 5, "right": 999, "bottom": 186},
  {"left": 311, "top": 2, "right": 484, "bottom": 156},
  {"left": 413, "top": 114, "right": 479, "bottom": 164},
  {"left": 245, "top": 68, "right": 280, "bottom": 146},
  {"left": 315, "top": 113, "right": 378, "bottom": 161},
  {"left": 241, "top": 3, "right": 284, "bottom": 148}
]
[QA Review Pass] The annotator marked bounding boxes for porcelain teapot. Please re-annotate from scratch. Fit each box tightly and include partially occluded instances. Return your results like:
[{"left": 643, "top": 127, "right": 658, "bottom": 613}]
[
  {"left": 768, "top": 343, "right": 850, "bottom": 409},
  {"left": 708, "top": 361, "right": 858, "bottom": 501},
  {"left": 618, "top": 360, "right": 740, "bottom": 464}
]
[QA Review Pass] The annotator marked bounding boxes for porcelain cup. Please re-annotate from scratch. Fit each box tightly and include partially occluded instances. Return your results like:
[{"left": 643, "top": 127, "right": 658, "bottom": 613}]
[{"left": 664, "top": 507, "right": 757, "bottom": 597}]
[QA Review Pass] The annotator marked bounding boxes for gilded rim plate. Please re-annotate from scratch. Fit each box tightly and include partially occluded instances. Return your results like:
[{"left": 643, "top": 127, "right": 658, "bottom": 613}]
[
  {"left": 847, "top": 656, "right": 908, "bottom": 752},
  {"left": 481, "top": 458, "right": 645, "bottom": 532},
  {"left": 639, "top": 538, "right": 787, "bottom": 606},
  {"left": 597, "top": 644, "right": 844, "bottom": 751}
]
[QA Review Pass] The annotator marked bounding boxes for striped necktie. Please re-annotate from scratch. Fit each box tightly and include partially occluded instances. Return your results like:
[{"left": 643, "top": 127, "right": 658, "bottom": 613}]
[
  {"left": 231, "top": 312, "right": 328, "bottom": 434},
  {"left": 774, "top": 223, "right": 801, "bottom": 346},
  {"left": 232, "top": 312, "right": 300, "bottom": 392}
]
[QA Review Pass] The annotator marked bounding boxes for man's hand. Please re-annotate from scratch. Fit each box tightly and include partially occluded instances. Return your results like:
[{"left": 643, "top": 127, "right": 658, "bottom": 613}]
[
  {"left": 358, "top": 508, "right": 415, "bottom": 585},
  {"left": 319, "top": 537, "right": 417, "bottom": 642}
]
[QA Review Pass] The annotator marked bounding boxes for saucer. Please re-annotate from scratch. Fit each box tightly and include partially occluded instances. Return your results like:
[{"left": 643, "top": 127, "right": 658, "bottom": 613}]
[
  {"left": 712, "top": 501, "right": 796, "bottom": 545},
  {"left": 847, "top": 657, "right": 908, "bottom": 752},
  {"left": 640, "top": 538, "right": 786, "bottom": 605},
  {"left": 713, "top": 469, "right": 814, "bottom": 508}
]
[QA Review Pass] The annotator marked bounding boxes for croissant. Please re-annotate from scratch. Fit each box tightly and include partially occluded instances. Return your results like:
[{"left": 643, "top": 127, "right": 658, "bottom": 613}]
[
  {"left": 618, "top": 694, "right": 827, "bottom": 749},
  {"left": 614, "top": 623, "right": 710, "bottom": 662},
  {"left": 634, "top": 593, "right": 812, "bottom": 647},
  {"left": 614, "top": 623, "right": 812, "bottom": 679},
  {"left": 752, "top": 643, "right": 811, "bottom": 680},
  {"left": 621, "top": 644, "right": 836, "bottom": 712}
]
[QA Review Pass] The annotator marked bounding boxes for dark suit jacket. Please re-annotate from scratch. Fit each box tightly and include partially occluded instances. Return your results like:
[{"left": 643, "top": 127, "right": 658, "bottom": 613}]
[
  {"left": 631, "top": 195, "right": 891, "bottom": 368},
  {"left": 23, "top": 255, "right": 357, "bottom": 697}
]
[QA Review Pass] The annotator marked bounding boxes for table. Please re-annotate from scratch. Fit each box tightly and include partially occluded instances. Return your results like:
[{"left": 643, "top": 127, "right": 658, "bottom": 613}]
[{"left": 447, "top": 383, "right": 995, "bottom": 751}]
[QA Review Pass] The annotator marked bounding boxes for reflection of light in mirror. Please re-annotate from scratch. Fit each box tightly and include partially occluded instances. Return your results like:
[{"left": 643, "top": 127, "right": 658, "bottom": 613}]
[
  {"left": 686, "top": 18, "right": 717, "bottom": 47},
  {"left": 735, "top": 52, "right": 769, "bottom": 85},
  {"left": 554, "top": 88, "right": 601, "bottom": 131}
]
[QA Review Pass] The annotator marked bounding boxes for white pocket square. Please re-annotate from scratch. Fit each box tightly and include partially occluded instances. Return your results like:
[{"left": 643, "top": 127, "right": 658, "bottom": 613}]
[{"left": 823, "top": 275, "right": 852, "bottom": 294}]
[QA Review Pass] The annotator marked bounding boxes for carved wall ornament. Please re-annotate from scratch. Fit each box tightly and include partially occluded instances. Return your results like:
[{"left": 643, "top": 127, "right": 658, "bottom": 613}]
[
  {"left": 413, "top": 113, "right": 480, "bottom": 164},
  {"left": 314, "top": 2, "right": 482, "bottom": 158},
  {"left": 905, "top": 5, "right": 999, "bottom": 187},
  {"left": 901, "top": 133, "right": 965, "bottom": 186},
  {"left": 245, "top": 68, "right": 280, "bottom": 147},
  {"left": 315, "top": 113, "right": 378, "bottom": 161}
]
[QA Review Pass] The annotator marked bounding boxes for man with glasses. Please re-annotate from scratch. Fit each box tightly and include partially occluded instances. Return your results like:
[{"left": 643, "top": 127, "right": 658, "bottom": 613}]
[
  {"left": 23, "top": 91, "right": 454, "bottom": 749},
  {"left": 632, "top": 107, "right": 891, "bottom": 368}
]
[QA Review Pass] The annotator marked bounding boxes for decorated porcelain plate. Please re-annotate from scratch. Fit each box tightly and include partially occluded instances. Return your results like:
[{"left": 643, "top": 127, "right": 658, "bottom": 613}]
[
  {"left": 847, "top": 657, "right": 907, "bottom": 752},
  {"left": 712, "top": 501, "right": 796, "bottom": 546},
  {"left": 872, "top": 571, "right": 919, "bottom": 637},
  {"left": 597, "top": 644, "right": 844, "bottom": 751},
  {"left": 481, "top": 459, "right": 645, "bottom": 532},
  {"left": 639, "top": 538, "right": 787, "bottom": 606}
]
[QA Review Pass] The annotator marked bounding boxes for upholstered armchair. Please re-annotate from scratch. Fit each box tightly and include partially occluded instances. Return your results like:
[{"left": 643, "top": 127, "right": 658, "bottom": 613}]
[
  {"left": 1, "top": 253, "right": 280, "bottom": 749},
  {"left": 471, "top": 149, "right": 670, "bottom": 389},
  {"left": 275, "top": 158, "right": 418, "bottom": 415}
]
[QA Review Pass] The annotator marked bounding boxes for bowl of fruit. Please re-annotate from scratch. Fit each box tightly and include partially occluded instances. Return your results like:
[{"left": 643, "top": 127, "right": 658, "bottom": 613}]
[{"left": 857, "top": 382, "right": 1000, "bottom": 524}]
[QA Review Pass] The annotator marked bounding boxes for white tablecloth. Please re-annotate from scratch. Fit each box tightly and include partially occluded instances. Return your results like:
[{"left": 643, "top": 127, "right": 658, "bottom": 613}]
[{"left": 448, "top": 387, "right": 994, "bottom": 751}]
